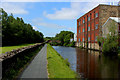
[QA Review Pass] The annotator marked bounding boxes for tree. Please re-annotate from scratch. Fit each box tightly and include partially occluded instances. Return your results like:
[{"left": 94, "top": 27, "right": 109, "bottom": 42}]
[
  {"left": 97, "top": 20, "right": 119, "bottom": 55},
  {"left": 2, "top": 9, "right": 44, "bottom": 46},
  {"left": 51, "top": 31, "right": 74, "bottom": 46}
]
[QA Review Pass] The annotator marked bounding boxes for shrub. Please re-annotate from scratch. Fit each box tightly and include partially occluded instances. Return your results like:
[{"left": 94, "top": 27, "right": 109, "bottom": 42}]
[
  {"left": 79, "top": 45, "right": 83, "bottom": 49},
  {"left": 64, "top": 58, "right": 70, "bottom": 67},
  {"left": 97, "top": 21, "right": 119, "bottom": 55},
  {"left": 102, "top": 36, "right": 118, "bottom": 55},
  {"left": 67, "top": 41, "right": 75, "bottom": 47}
]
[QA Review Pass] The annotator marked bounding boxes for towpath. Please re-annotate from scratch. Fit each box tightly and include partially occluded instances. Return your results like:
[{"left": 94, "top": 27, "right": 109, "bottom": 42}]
[{"left": 20, "top": 44, "right": 48, "bottom": 78}]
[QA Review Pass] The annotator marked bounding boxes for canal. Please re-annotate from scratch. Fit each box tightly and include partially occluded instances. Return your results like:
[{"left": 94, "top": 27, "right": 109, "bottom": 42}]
[{"left": 53, "top": 46, "right": 120, "bottom": 79}]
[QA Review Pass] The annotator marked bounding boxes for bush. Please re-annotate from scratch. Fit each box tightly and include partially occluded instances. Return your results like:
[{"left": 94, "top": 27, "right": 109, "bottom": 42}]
[
  {"left": 79, "top": 45, "right": 83, "bottom": 49},
  {"left": 69, "top": 41, "right": 75, "bottom": 47},
  {"left": 102, "top": 36, "right": 118, "bottom": 55},
  {"left": 97, "top": 21, "right": 119, "bottom": 55},
  {"left": 64, "top": 58, "right": 70, "bottom": 67}
]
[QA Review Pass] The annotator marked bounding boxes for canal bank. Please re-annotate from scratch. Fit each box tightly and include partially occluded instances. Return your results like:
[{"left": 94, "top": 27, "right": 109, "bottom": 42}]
[
  {"left": 2, "top": 44, "right": 44, "bottom": 79},
  {"left": 53, "top": 46, "right": 120, "bottom": 79},
  {"left": 47, "top": 44, "right": 76, "bottom": 78}
]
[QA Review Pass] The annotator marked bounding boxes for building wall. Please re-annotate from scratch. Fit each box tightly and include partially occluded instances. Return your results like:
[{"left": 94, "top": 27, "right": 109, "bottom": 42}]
[
  {"left": 77, "top": 4, "right": 119, "bottom": 50},
  {"left": 99, "top": 5, "right": 119, "bottom": 36},
  {"left": 102, "top": 19, "right": 120, "bottom": 46},
  {"left": 74, "top": 34, "right": 77, "bottom": 41},
  {"left": 77, "top": 5, "right": 99, "bottom": 49},
  {"left": 102, "top": 19, "right": 119, "bottom": 38}
]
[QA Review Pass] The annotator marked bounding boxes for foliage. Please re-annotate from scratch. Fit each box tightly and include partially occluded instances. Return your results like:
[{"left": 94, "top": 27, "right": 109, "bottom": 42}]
[
  {"left": 102, "top": 35, "right": 119, "bottom": 55},
  {"left": 79, "top": 45, "right": 83, "bottom": 49},
  {"left": 50, "top": 31, "right": 74, "bottom": 47},
  {"left": 97, "top": 20, "right": 119, "bottom": 55},
  {"left": 1, "top": 8, "right": 44, "bottom": 46},
  {"left": 64, "top": 58, "right": 70, "bottom": 67},
  {"left": 3, "top": 45, "right": 43, "bottom": 79},
  {"left": 47, "top": 44, "right": 76, "bottom": 78},
  {"left": 44, "top": 37, "right": 54, "bottom": 41},
  {"left": 68, "top": 41, "right": 76, "bottom": 47},
  {"left": 97, "top": 36, "right": 104, "bottom": 46}
]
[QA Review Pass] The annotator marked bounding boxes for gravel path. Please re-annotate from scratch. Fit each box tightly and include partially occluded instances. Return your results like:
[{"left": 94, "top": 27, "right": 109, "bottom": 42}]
[{"left": 19, "top": 44, "right": 48, "bottom": 78}]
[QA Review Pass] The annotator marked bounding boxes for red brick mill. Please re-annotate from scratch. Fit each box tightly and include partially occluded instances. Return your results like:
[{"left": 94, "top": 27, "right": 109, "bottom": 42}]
[{"left": 77, "top": 4, "right": 119, "bottom": 50}]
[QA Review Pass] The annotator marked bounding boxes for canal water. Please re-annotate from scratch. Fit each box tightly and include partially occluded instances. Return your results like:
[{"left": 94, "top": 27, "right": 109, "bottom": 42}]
[{"left": 53, "top": 46, "right": 120, "bottom": 79}]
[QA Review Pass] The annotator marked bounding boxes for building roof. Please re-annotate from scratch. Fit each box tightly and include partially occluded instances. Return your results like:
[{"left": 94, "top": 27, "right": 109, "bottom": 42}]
[
  {"left": 102, "top": 17, "right": 120, "bottom": 27},
  {"left": 110, "top": 17, "right": 120, "bottom": 23},
  {"left": 77, "top": 4, "right": 118, "bottom": 20}
]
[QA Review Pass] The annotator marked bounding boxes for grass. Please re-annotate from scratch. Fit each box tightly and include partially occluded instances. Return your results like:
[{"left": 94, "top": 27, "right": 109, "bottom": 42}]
[
  {"left": 1, "top": 43, "right": 35, "bottom": 54},
  {"left": 47, "top": 44, "right": 76, "bottom": 78},
  {"left": 2, "top": 45, "right": 43, "bottom": 79},
  {"left": 118, "top": 53, "right": 120, "bottom": 56}
]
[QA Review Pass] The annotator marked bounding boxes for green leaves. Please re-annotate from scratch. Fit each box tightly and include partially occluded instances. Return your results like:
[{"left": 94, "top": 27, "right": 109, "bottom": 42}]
[
  {"left": 102, "top": 36, "right": 119, "bottom": 54},
  {"left": 2, "top": 9, "right": 44, "bottom": 46},
  {"left": 55, "top": 31, "right": 74, "bottom": 46},
  {"left": 98, "top": 20, "right": 119, "bottom": 55}
]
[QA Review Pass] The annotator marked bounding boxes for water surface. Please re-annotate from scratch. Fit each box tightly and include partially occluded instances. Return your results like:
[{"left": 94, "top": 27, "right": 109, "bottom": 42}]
[{"left": 53, "top": 46, "right": 120, "bottom": 79}]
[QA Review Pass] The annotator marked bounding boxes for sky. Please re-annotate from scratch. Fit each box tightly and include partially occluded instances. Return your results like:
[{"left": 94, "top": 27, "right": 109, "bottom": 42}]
[{"left": 1, "top": 0, "right": 119, "bottom": 37}]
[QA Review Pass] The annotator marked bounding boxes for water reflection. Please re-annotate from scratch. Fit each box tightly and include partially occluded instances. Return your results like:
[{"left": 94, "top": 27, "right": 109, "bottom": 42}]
[{"left": 53, "top": 46, "right": 120, "bottom": 79}]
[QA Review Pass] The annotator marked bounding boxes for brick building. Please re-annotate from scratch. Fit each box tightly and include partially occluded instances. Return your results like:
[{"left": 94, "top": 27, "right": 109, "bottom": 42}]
[{"left": 77, "top": 4, "right": 119, "bottom": 50}]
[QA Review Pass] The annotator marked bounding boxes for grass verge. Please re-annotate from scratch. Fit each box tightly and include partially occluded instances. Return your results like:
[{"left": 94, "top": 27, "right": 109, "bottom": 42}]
[
  {"left": 2, "top": 45, "right": 43, "bottom": 79},
  {"left": 47, "top": 44, "right": 76, "bottom": 78},
  {"left": 118, "top": 53, "right": 120, "bottom": 56},
  {"left": 1, "top": 43, "right": 35, "bottom": 54}
]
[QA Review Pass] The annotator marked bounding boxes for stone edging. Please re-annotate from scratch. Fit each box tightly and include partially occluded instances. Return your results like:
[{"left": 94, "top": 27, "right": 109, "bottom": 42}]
[{"left": 0, "top": 43, "right": 43, "bottom": 61}]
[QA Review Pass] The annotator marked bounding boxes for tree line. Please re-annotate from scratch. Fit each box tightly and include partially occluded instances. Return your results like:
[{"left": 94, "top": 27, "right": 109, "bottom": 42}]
[
  {"left": 47, "top": 31, "right": 75, "bottom": 47},
  {"left": 1, "top": 9, "right": 44, "bottom": 46}
]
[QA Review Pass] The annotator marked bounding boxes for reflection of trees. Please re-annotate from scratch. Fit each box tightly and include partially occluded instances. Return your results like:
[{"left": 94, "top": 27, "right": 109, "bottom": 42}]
[
  {"left": 99, "top": 55, "right": 119, "bottom": 78},
  {"left": 119, "top": 56, "right": 120, "bottom": 79}
]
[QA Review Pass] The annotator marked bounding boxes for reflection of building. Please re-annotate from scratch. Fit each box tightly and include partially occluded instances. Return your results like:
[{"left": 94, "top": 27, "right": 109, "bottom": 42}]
[
  {"left": 76, "top": 48, "right": 120, "bottom": 78},
  {"left": 76, "top": 49, "right": 100, "bottom": 78},
  {"left": 77, "top": 4, "right": 119, "bottom": 50}
]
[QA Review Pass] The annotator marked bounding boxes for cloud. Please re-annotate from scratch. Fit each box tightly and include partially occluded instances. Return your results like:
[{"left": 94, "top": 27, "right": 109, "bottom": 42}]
[
  {"left": 2, "top": 0, "right": 120, "bottom": 2},
  {"left": 32, "top": 18, "right": 44, "bottom": 23},
  {"left": 43, "top": 2, "right": 118, "bottom": 20},
  {"left": 31, "top": 18, "right": 74, "bottom": 37},
  {"left": 43, "top": 2, "right": 81, "bottom": 20},
  {"left": 68, "top": 27, "right": 75, "bottom": 31},
  {"left": 35, "top": 22, "right": 66, "bottom": 29},
  {"left": 31, "top": 18, "right": 66, "bottom": 29},
  {"left": 1, "top": 3, "right": 28, "bottom": 14},
  {"left": 31, "top": 18, "right": 75, "bottom": 32}
]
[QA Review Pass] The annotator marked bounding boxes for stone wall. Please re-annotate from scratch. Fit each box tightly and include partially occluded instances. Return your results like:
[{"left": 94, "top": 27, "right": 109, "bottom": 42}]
[
  {"left": 76, "top": 42, "right": 99, "bottom": 50},
  {"left": 99, "top": 5, "right": 119, "bottom": 36},
  {"left": 0, "top": 43, "right": 45, "bottom": 79},
  {"left": 0, "top": 43, "right": 44, "bottom": 61},
  {"left": 102, "top": 19, "right": 119, "bottom": 37}
]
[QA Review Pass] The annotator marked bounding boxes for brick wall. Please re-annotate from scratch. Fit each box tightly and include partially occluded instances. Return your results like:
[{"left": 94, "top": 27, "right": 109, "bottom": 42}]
[{"left": 77, "top": 4, "right": 119, "bottom": 50}]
